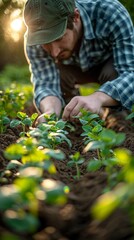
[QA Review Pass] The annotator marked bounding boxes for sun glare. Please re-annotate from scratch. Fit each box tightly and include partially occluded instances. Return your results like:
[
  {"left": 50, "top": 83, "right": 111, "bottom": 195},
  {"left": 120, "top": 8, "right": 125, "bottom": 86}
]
[
  {"left": 9, "top": 17, "right": 24, "bottom": 42},
  {"left": 10, "top": 18, "right": 22, "bottom": 32},
  {"left": 6, "top": 9, "right": 25, "bottom": 42}
]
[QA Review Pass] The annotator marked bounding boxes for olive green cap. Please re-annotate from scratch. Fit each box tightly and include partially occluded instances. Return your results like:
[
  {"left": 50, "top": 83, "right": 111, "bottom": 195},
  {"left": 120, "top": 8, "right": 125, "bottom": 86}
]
[{"left": 24, "top": 0, "right": 75, "bottom": 46}]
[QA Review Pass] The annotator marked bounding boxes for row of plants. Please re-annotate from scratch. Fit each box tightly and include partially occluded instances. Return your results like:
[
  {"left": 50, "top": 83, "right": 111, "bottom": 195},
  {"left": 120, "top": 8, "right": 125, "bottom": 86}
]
[
  {"left": 0, "top": 67, "right": 33, "bottom": 134},
  {"left": 0, "top": 84, "right": 134, "bottom": 238},
  {"left": 76, "top": 110, "right": 134, "bottom": 229},
  {"left": 0, "top": 113, "right": 72, "bottom": 235}
]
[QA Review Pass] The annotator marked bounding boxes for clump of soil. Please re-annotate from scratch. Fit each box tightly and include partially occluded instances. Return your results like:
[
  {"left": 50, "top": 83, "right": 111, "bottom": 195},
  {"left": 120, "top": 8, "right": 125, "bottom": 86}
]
[{"left": 0, "top": 109, "right": 134, "bottom": 240}]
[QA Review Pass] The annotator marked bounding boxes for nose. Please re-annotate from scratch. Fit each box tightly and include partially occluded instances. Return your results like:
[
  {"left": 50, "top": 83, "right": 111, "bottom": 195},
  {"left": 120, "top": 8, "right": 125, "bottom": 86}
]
[
  {"left": 42, "top": 42, "right": 60, "bottom": 59},
  {"left": 50, "top": 42, "right": 60, "bottom": 59}
]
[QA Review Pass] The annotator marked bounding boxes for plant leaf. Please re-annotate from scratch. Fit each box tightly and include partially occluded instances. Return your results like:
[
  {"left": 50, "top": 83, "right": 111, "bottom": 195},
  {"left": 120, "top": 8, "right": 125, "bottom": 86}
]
[{"left": 87, "top": 159, "right": 102, "bottom": 172}]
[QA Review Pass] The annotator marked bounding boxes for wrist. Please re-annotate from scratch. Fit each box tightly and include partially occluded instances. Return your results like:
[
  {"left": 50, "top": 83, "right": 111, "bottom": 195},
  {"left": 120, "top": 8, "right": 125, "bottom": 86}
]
[{"left": 93, "top": 91, "right": 119, "bottom": 107}]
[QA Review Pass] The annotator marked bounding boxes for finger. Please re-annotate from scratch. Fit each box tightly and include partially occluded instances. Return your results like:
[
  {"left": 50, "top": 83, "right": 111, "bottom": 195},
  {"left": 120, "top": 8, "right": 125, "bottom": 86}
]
[
  {"left": 35, "top": 114, "right": 47, "bottom": 126},
  {"left": 62, "top": 97, "right": 78, "bottom": 120},
  {"left": 100, "top": 107, "right": 109, "bottom": 120},
  {"left": 98, "top": 107, "right": 105, "bottom": 119},
  {"left": 76, "top": 111, "right": 82, "bottom": 118},
  {"left": 69, "top": 102, "right": 88, "bottom": 119},
  {"left": 69, "top": 103, "right": 82, "bottom": 117}
]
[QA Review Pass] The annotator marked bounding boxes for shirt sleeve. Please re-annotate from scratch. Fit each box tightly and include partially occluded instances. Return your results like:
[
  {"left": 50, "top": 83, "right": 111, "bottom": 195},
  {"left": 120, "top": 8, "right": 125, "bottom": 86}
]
[
  {"left": 26, "top": 44, "right": 65, "bottom": 110},
  {"left": 97, "top": 1, "right": 134, "bottom": 110}
]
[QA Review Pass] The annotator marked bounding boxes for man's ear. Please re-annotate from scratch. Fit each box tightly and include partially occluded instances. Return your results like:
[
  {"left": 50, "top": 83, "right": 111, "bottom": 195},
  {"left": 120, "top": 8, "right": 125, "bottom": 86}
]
[{"left": 74, "top": 8, "right": 80, "bottom": 23}]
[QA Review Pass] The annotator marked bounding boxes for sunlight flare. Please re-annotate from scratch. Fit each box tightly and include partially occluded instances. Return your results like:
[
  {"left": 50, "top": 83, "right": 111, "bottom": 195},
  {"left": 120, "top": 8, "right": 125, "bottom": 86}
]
[{"left": 10, "top": 18, "right": 22, "bottom": 32}]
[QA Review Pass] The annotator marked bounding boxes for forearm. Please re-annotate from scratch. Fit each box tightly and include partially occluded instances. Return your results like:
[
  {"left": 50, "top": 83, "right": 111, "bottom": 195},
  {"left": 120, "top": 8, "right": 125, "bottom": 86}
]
[{"left": 95, "top": 91, "right": 119, "bottom": 107}]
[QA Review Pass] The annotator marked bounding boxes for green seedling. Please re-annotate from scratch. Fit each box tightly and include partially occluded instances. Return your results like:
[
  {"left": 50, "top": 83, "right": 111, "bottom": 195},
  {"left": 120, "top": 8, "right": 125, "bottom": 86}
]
[
  {"left": 4, "top": 137, "right": 65, "bottom": 174},
  {"left": 77, "top": 109, "right": 104, "bottom": 157},
  {"left": 85, "top": 128, "right": 125, "bottom": 161},
  {"left": 77, "top": 109, "right": 125, "bottom": 188},
  {"left": 41, "top": 179, "right": 70, "bottom": 205},
  {"left": 10, "top": 111, "right": 38, "bottom": 137},
  {"left": 67, "top": 152, "right": 84, "bottom": 179},
  {"left": 85, "top": 128, "right": 126, "bottom": 189},
  {"left": 0, "top": 89, "right": 26, "bottom": 118},
  {"left": 29, "top": 114, "right": 72, "bottom": 149},
  {"left": 42, "top": 113, "right": 75, "bottom": 132},
  {"left": 0, "top": 180, "right": 39, "bottom": 234},
  {"left": 77, "top": 108, "right": 104, "bottom": 127},
  {"left": 0, "top": 166, "right": 69, "bottom": 234},
  {"left": 91, "top": 148, "right": 134, "bottom": 229},
  {"left": 0, "top": 165, "right": 43, "bottom": 234},
  {"left": 43, "top": 113, "right": 58, "bottom": 122},
  {"left": 76, "top": 109, "right": 104, "bottom": 162},
  {"left": 0, "top": 110, "right": 10, "bottom": 134},
  {"left": 2, "top": 125, "right": 70, "bottom": 234}
]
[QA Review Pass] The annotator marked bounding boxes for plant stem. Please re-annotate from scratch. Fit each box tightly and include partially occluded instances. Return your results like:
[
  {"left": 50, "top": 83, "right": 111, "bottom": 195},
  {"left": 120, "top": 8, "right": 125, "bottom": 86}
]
[{"left": 97, "top": 149, "right": 101, "bottom": 161}]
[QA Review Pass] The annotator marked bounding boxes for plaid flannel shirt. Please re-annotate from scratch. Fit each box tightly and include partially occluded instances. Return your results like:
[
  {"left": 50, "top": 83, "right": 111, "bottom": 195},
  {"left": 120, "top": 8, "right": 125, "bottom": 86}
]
[{"left": 26, "top": 0, "right": 134, "bottom": 110}]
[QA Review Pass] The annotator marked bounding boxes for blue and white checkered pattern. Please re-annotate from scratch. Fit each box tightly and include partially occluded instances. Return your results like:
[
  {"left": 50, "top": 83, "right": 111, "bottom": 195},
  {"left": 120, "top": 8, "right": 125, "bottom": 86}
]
[{"left": 26, "top": 0, "right": 134, "bottom": 110}]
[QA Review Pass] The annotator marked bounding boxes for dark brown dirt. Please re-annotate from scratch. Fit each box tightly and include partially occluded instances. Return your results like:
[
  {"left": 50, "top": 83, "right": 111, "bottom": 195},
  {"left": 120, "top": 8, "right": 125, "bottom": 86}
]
[{"left": 0, "top": 108, "right": 134, "bottom": 240}]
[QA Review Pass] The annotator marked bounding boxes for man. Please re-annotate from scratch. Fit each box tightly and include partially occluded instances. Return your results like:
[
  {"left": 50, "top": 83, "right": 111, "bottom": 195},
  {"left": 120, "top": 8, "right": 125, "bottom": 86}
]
[{"left": 23, "top": 0, "right": 134, "bottom": 124}]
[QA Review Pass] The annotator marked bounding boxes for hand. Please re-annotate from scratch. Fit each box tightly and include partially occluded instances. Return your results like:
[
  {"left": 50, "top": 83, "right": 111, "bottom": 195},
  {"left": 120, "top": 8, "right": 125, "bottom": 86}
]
[
  {"left": 62, "top": 92, "right": 118, "bottom": 121},
  {"left": 35, "top": 96, "right": 62, "bottom": 126},
  {"left": 35, "top": 113, "right": 49, "bottom": 126}
]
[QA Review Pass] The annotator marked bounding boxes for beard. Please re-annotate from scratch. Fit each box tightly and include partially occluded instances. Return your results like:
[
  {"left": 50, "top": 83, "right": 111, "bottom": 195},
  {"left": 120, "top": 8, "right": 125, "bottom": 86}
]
[{"left": 54, "top": 49, "right": 74, "bottom": 63}]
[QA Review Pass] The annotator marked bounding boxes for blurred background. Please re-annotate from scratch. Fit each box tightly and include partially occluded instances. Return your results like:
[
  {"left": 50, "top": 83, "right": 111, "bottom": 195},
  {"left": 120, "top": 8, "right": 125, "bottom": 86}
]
[
  {"left": 0, "top": 0, "right": 27, "bottom": 70},
  {"left": 0, "top": 0, "right": 134, "bottom": 89}
]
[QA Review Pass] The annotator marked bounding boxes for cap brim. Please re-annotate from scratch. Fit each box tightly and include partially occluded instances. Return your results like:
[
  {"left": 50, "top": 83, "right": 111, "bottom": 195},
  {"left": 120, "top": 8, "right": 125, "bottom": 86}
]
[{"left": 26, "top": 19, "right": 67, "bottom": 46}]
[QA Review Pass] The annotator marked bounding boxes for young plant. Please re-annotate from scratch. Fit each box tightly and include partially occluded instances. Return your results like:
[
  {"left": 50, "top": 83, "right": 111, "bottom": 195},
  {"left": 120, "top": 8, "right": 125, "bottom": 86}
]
[
  {"left": 0, "top": 166, "right": 70, "bottom": 234},
  {"left": 0, "top": 89, "right": 26, "bottom": 118},
  {"left": 77, "top": 109, "right": 104, "bottom": 161},
  {"left": 67, "top": 152, "right": 84, "bottom": 180},
  {"left": 85, "top": 128, "right": 126, "bottom": 189},
  {"left": 78, "top": 108, "right": 104, "bottom": 128},
  {"left": 29, "top": 113, "right": 73, "bottom": 149},
  {"left": 77, "top": 109, "right": 104, "bottom": 151},
  {"left": 2, "top": 136, "right": 70, "bottom": 235},
  {"left": 0, "top": 110, "right": 10, "bottom": 134},
  {"left": 42, "top": 113, "right": 75, "bottom": 133},
  {"left": 10, "top": 111, "right": 38, "bottom": 137},
  {"left": 77, "top": 109, "right": 125, "bottom": 188},
  {"left": 91, "top": 148, "right": 134, "bottom": 228},
  {"left": 4, "top": 136, "right": 65, "bottom": 175}
]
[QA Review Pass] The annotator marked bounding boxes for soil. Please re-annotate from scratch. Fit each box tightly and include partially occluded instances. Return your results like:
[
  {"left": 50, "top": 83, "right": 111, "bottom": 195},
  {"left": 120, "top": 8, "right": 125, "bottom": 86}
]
[{"left": 0, "top": 106, "right": 134, "bottom": 240}]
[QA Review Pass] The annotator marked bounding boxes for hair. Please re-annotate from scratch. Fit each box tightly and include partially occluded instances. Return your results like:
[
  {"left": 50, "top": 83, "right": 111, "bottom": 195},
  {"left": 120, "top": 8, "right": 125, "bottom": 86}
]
[{"left": 67, "top": 12, "right": 75, "bottom": 29}]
